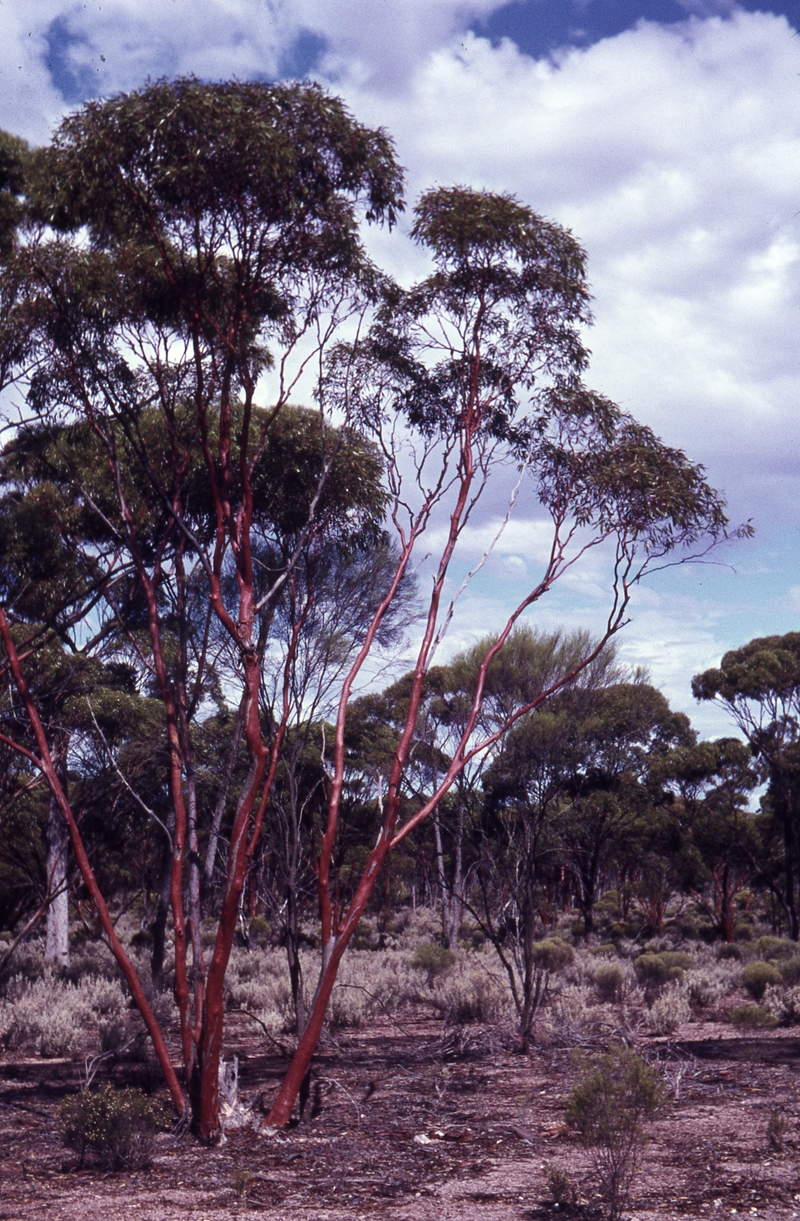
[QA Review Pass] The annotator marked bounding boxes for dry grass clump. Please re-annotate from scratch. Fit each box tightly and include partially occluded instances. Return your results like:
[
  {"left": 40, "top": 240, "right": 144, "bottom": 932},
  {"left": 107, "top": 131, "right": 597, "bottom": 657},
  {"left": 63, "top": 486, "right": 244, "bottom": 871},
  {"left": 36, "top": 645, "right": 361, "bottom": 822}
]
[
  {"left": 3, "top": 972, "right": 128, "bottom": 1058},
  {"left": 644, "top": 981, "right": 690, "bottom": 1035},
  {"left": 763, "top": 983, "right": 800, "bottom": 1025},
  {"left": 224, "top": 946, "right": 294, "bottom": 1035}
]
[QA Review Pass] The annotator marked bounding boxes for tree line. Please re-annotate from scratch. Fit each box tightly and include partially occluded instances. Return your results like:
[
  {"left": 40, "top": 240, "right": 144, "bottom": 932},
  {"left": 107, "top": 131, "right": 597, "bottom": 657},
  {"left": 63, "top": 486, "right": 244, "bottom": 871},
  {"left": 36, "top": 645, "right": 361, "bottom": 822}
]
[{"left": 0, "top": 77, "right": 751, "bottom": 1138}]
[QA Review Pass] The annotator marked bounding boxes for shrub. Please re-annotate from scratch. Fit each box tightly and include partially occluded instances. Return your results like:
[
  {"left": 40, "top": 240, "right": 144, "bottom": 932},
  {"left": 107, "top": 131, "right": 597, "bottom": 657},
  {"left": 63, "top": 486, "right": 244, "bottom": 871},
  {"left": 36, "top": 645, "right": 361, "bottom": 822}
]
[
  {"left": 7, "top": 974, "right": 128, "bottom": 1058},
  {"left": 645, "top": 981, "right": 690, "bottom": 1035},
  {"left": 634, "top": 951, "right": 693, "bottom": 992},
  {"left": 687, "top": 967, "right": 729, "bottom": 1010},
  {"left": 779, "top": 958, "right": 800, "bottom": 986},
  {"left": 566, "top": 1045, "right": 664, "bottom": 1221},
  {"left": 595, "top": 963, "right": 625, "bottom": 1003},
  {"left": 544, "top": 1164, "right": 577, "bottom": 1207},
  {"left": 552, "top": 984, "right": 596, "bottom": 1032},
  {"left": 247, "top": 916, "right": 271, "bottom": 948},
  {"left": 716, "top": 943, "right": 742, "bottom": 961},
  {"left": 429, "top": 966, "right": 508, "bottom": 1025},
  {"left": 764, "top": 983, "right": 800, "bottom": 1026},
  {"left": 729, "top": 1004, "right": 777, "bottom": 1029},
  {"left": 410, "top": 942, "right": 455, "bottom": 982},
  {"left": 757, "top": 936, "right": 795, "bottom": 961},
  {"left": 59, "top": 1084, "right": 169, "bottom": 1169},
  {"left": 767, "top": 1109, "right": 787, "bottom": 1150},
  {"left": 741, "top": 961, "right": 782, "bottom": 1001},
  {"left": 532, "top": 938, "right": 574, "bottom": 973}
]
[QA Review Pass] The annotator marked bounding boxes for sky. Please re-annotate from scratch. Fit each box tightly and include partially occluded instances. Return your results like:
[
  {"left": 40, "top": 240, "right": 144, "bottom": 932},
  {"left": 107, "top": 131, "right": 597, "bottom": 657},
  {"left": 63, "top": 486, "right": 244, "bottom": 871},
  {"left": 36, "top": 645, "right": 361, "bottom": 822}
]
[{"left": 2, "top": 0, "right": 800, "bottom": 737}]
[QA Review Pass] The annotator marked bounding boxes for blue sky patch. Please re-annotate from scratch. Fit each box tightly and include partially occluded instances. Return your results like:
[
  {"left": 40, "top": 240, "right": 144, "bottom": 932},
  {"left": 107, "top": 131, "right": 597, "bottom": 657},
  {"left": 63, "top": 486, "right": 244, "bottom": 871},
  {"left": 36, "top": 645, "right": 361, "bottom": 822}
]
[
  {"left": 473, "top": 0, "right": 800, "bottom": 59},
  {"left": 44, "top": 16, "right": 101, "bottom": 104}
]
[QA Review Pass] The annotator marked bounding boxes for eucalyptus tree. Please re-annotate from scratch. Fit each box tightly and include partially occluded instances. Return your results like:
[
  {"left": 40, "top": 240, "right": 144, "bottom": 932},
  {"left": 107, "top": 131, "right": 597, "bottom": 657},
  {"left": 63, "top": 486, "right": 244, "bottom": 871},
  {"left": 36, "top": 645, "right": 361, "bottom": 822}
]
[
  {"left": 693, "top": 634, "right": 800, "bottom": 937},
  {"left": 654, "top": 737, "right": 760, "bottom": 941},
  {"left": 0, "top": 78, "right": 403, "bottom": 1138},
  {"left": 263, "top": 187, "right": 740, "bottom": 1125},
  {"left": 558, "top": 682, "right": 695, "bottom": 934},
  {"left": 477, "top": 630, "right": 620, "bottom": 1046},
  {"left": 0, "top": 89, "right": 740, "bottom": 1137}
]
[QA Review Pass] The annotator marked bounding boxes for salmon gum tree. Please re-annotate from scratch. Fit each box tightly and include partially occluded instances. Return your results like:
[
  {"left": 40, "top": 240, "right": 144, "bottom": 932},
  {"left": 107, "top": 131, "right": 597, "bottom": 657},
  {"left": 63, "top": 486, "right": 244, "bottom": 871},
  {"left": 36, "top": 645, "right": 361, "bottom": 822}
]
[{"left": 0, "top": 82, "right": 742, "bottom": 1140}]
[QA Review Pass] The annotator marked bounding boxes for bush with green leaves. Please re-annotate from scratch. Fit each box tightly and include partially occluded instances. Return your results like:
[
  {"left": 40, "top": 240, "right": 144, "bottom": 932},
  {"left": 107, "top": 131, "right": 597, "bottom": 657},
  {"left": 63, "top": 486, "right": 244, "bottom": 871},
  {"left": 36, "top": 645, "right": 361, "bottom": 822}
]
[
  {"left": 566, "top": 1045, "right": 664, "bottom": 1221},
  {"left": 410, "top": 942, "right": 456, "bottom": 982},
  {"left": 59, "top": 1084, "right": 169, "bottom": 1169},
  {"left": 595, "top": 963, "right": 625, "bottom": 1003},
  {"left": 741, "top": 961, "right": 782, "bottom": 1001},
  {"left": 634, "top": 951, "right": 694, "bottom": 992},
  {"left": 729, "top": 1003, "right": 777, "bottom": 1029},
  {"left": 756, "top": 936, "right": 795, "bottom": 961},
  {"left": 779, "top": 958, "right": 800, "bottom": 986}
]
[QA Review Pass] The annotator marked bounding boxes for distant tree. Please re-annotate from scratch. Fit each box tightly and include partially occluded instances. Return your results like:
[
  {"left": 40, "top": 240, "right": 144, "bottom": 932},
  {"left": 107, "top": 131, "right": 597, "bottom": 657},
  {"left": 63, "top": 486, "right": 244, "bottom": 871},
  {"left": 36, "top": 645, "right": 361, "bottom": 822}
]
[
  {"left": 472, "top": 630, "right": 619, "bottom": 1046},
  {"left": 658, "top": 738, "right": 760, "bottom": 942},
  {"left": 557, "top": 683, "right": 694, "bottom": 935},
  {"left": 693, "top": 634, "right": 800, "bottom": 937}
]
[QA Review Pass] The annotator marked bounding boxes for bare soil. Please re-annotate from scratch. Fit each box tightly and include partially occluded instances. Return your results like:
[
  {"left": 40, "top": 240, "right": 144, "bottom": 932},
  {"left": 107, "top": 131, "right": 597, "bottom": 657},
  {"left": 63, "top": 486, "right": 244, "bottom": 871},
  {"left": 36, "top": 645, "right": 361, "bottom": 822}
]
[{"left": 2, "top": 1011, "right": 800, "bottom": 1221}]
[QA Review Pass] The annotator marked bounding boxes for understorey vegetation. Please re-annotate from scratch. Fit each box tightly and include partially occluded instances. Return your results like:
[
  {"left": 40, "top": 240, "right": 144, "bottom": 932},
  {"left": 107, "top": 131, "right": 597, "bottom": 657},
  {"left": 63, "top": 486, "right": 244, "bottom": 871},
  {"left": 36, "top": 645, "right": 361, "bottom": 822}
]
[{"left": 2, "top": 74, "right": 795, "bottom": 1175}]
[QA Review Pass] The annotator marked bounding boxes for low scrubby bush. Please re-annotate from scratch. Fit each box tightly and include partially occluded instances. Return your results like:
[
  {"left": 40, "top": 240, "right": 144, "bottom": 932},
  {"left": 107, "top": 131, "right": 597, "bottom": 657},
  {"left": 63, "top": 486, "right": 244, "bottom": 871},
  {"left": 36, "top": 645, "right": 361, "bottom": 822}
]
[
  {"left": 6, "top": 973, "right": 128, "bottom": 1058},
  {"left": 410, "top": 942, "right": 456, "bottom": 982},
  {"left": 532, "top": 938, "right": 574, "bottom": 973},
  {"left": 757, "top": 936, "right": 795, "bottom": 961},
  {"left": 566, "top": 1045, "right": 664, "bottom": 1221},
  {"left": 645, "top": 981, "right": 690, "bottom": 1035},
  {"left": 60, "top": 1084, "right": 169, "bottom": 1169},
  {"left": 764, "top": 983, "right": 800, "bottom": 1026},
  {"left": 687, "top": 966, "right": 730, "bottom": 1010},
  {"left": 741, "top": 961, "right": 782, "bottom": 1001},
  {"left": 595, "top": 963, "right": 625, "bottom": 1003},
  {"left": 729, "top": 1004, "right": 777, "bottom": 1029},
  {"left": 779, "top": 958, "right": 800, "bottom": 986},
  {"left": 430, "top": 966, "right": 508, "bottom": 1024},
  {"left": 634, "top": 951, "right": 694, "bottom": 992}
]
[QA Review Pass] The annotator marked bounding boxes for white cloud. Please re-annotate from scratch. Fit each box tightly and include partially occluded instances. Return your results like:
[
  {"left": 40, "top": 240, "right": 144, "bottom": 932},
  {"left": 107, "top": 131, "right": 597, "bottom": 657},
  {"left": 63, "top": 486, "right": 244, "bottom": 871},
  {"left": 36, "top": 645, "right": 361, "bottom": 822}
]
[
  {"left": 342, "top": 10, "right": 800, "bottom": 533},
  {"left": 3, "top": 2, "right": 799, "bottom": 732}
]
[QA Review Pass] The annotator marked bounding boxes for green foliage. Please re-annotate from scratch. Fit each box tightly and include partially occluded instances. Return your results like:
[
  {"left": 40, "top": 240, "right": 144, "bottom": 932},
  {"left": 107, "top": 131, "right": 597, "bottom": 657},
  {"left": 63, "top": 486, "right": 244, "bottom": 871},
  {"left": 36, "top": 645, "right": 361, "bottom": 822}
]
[
  {"left": 595, "top": 963, "right": 625, "bottom": 1003},
  {"left": 757, "top": 936, "right": 795, "bottom": 961},
  {"left": 729, "top": 1004, "right": 777, "bottom": 1029},
  {"left": 59, "top": 1084, "right": 169, "bottom": 1169},
  {"left": 634, "top": 951, "right": 694, "bottom": 989},
  {"left": 410, "top": 942, "right": 455, "bottom": 980},
  {"left": 566, "top": 1045, "right": 664, "bottom": 1221},
  {"left": 779, "top": 958, "right": 800, "bottom": 986},
  {"left": 741, "top": 961, "right": 782, "bottom": 1001},
  {"left": 716, "top": 943, "right": 742, "bottom": 961},
  {"left": 531, "top": 937, "right": 574, "bottom": 974}
]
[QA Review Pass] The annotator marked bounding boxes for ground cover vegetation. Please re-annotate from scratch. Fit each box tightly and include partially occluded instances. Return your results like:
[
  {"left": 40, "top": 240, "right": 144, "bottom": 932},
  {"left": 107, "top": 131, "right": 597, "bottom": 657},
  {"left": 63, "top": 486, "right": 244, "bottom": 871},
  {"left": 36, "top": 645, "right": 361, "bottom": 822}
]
[{"left": 1, "top": 76, "right": 798, "bottom": 1216}]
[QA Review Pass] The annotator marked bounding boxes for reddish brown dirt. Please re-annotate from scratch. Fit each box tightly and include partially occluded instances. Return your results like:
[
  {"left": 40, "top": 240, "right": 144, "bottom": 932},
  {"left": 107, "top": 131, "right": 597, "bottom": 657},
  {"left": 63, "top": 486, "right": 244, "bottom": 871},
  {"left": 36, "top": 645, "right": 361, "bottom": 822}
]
[{"left": 2, "top": 1012, "right": 800, "bottom": 1221}]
